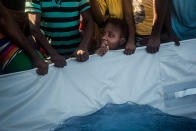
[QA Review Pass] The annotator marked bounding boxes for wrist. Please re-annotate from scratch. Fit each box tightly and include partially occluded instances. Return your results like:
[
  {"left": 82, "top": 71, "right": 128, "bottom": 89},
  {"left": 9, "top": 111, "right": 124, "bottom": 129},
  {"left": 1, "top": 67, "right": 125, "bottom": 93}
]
[
  {"left": 30, "top": 51, "right": 43, "bottom": 62},
  {"left": 47, "top": 48, "right": 59, "bottom": 57},
  {"left": 127, "top": 35, "right": 135, "bottom": 43},
  {"left": 78, "top": 45, "right": 88, "bottom": 51},
  {"left": 150, "top": 33, "right": 160, "bottom": 38},
  {"left": 127, "top": 39, "right": 135, "bottom": 45}
]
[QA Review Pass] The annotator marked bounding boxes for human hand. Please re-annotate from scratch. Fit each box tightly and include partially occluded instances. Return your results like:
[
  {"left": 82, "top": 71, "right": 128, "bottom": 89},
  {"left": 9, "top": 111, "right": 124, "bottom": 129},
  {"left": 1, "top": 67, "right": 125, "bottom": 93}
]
[
  {"left": 146, "top": 35, "right": 160, "bottom": 53},
  {"left": 95, "top": 46, "right": 109, "bottom": 56},
  {"left": 51, "top": 54, "right": 67, "bottom": 67},
  {"left": 95, "top": 43, "right": 109, "bottom": 56},
  {"left": 33, "top": 58, "right": 49, "bottom": 75},
  {"left": 168, "top": 30, "right": 180, "bottom": 46},
  {"left": 124, "top": 41, "right": 136, "bottom": 55},
  {"left": 74, "top": 49, "right": 89, "bottom": 62}
]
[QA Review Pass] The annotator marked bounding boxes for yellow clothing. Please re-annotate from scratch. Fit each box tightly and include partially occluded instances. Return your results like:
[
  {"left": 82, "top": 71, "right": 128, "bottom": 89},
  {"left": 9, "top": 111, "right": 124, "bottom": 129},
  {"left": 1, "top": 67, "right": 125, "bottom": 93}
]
[
  {"left": 132, "top": 0, "right": 154, "bottom": 35},
  {"left": 97, "top": 0, "right": 123, "bottom": 20},
  {"left": 95, "top": 0, "right": 123, "bottom": 48}
]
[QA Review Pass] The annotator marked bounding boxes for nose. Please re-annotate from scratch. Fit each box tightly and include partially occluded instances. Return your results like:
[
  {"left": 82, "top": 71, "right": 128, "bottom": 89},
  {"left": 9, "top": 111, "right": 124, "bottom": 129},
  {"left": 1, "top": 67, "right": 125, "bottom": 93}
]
[{"left": 101, "top": 34, "right": 107, "bottom": 42}]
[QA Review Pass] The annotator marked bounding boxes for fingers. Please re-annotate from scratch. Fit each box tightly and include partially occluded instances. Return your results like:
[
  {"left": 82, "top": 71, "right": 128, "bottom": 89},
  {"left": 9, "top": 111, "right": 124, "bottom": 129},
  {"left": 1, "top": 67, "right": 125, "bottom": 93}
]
[
  {"left": 124, "top": 48, "right": 135, "bottom": 55},
  {"left": 76, "top": 50, "right": 89, "bottom": 62},
  {"left": 99, "top": 49, "right": 107, "bottom": 56},
  {"left": 36, "top": 63, "right": 49, "bottom": 75},
  {"left": 146, "top": 45, "right": 159, "bottom": 54},
  {"left": 146, "top": 35, "right": 160, "bottom": 54},
  {"left": 174, "top": 39, "right": 180, "bottom": 46},
  {"left": 168, "top": 29, "right": 180, "bottom": 46},
  {"left": 51, "top": 57, "right": 66, "bottom": 67},
  {"left": 95, "top": 47, "right": 108, "bottom": 56},
  {"left": 54, "top": 60, "right": 67, "bottom": 67},
  {"left": 52, "top": 54, "right": 66, "bottom": 67},
  {"left": 36, "top": 68, "right": 48, "bottom": 75},
  {"left": 124, "top": 42, "right": 136, "bottom": 55},
  {"left": 79, "top": 52, "right": 89, "bottom": 62}
]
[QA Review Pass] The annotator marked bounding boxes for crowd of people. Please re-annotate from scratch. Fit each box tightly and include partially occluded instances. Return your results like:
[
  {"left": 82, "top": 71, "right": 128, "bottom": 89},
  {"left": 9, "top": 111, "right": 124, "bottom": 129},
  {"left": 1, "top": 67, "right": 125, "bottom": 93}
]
[{"left": 0, "top": 0, "right": 195, "bottom": 75}]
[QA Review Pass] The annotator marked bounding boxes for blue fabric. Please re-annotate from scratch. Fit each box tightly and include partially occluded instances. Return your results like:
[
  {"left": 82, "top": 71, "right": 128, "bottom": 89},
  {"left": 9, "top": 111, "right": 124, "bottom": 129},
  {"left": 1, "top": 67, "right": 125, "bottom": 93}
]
[
  {"left": 54, "top": 103, "right": 196, "bottom": 131},
  {"left": 171, "top": 0, "right": 196, "bottom": 40}
]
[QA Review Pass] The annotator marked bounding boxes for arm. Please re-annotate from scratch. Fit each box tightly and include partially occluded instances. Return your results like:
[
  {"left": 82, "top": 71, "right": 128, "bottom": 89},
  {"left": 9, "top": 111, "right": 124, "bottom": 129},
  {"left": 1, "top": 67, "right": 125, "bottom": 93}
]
[
  {"left": 0, "top": 2, "right": 48, "bottom": 75},
  {"left": 163, "top": 3, "right": 180, "bottom": 46},
  {"left": 27, "top": 13, "right": 66, "bottom": 67},
  {"left": 7, "top": 9, "right": 29, "bottom": 34},
  {"left": 75, "top": 9, "right": 94, "bottom": 62},
  {"left": 122, "top": 0, "right": 136, "bottom": 55},
  {"left": 146, "top": 0, "right": 169, "bottom": 53},
  {"left": 90, "top": 0, "right": 106, "bottom": 25}
]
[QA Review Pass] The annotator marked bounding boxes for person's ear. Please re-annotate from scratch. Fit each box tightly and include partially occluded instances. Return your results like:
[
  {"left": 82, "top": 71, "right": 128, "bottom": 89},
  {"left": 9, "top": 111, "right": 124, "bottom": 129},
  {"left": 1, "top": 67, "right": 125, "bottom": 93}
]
[{"left": 119, "top": 37, "right": 126, "bottom": 46}]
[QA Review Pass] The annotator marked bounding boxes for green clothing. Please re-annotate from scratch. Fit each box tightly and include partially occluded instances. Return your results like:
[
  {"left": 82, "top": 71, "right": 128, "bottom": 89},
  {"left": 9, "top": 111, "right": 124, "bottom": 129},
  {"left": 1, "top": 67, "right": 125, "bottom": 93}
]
[
  {"left": 4, "top": 51, "right": 43, "bottom": 74},
  {"left": 25, "top": 0, "right": 90, "bottom": 58}
]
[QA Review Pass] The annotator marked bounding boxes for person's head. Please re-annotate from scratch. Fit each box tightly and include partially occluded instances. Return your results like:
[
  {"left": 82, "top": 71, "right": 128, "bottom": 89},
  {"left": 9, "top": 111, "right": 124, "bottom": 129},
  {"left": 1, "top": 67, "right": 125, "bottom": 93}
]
[{"left": 101, "top": 18, "right": 128, "bottom": 50}]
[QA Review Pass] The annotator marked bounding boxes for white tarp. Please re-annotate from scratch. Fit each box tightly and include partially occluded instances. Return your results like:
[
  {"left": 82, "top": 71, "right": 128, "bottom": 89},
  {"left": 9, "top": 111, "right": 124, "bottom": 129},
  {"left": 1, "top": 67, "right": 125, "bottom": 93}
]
[{"left": 0, "top": 39, "right": 196, "bottom": 131}]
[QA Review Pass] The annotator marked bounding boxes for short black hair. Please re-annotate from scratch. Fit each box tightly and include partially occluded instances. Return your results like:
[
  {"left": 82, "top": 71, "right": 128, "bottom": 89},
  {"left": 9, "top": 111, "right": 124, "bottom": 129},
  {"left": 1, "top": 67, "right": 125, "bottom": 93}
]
[{"left": 104, "top": 18, "right": 129, "bottom": 39}]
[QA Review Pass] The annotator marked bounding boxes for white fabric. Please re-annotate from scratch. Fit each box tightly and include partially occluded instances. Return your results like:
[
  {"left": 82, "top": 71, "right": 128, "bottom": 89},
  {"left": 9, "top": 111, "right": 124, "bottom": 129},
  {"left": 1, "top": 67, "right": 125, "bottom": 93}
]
[
  {"left": 175, "top": 88, "right": 196, "bottom": 98},
  {"left": 0, "top": 39, "right": 196, "bottom": 131}
]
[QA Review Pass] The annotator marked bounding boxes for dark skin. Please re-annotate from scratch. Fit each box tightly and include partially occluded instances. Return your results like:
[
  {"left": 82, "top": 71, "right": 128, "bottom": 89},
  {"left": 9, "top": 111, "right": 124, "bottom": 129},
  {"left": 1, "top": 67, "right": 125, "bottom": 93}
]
[
  {"left": 0, "top": 1, "right": 48, "bottom": 75},
  {"left": 146, "top": 0, "right": 168, "bottom": 53},
  {"left": 90, "top": 0, "right": 134, "bottom": 54},
  {"left": 28, "top": 9, "right": 94, "bottom": 63},
  {"left": 95, "top": 23, "right": 126, "bottom": 56},
  {"left": 28, "top": 13, "right": 66, "bottom": 67},
  {"left": 90, "top": 0, "right": 105, "bottom": 26},
  {"left": 162, "top": 6, "right": 180, "bottom": 46},
  {"left": 7, "top": 9, "right": 29, "bottom": 34},
  {"left": 123, "top": 0, "right": 136, "bottom": 55},
  {"left": 74, "top": 9, "right": 94, "bottom": 62},
  {"left": 123, "top": 0, "right": 180, "bottom": 54}
]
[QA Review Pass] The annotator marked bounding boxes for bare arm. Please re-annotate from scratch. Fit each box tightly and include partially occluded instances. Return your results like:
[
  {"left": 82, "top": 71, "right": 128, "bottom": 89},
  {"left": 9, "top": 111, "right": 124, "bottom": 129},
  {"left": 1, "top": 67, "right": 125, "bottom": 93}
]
[
  {"left": 28, "top": 13, "right": 66, "bottom": 67},
  {"left": 80, "top": 9, "right": 94, "bottom": 50},
  {"left": 7, "top": 9, "right": 28, "bottom": 25},
  {"left": 0, "top": 2, "right": 48, "bottom": 75},
  {"left": 7, "top": 9, "right": 29, "bottom": 34},
  {"left": 75, "top": 9, "right": 94, "bottom": 62},
  {"left": 28, "top": 13, "right": 57, "bottom": 57},
  {"left": 151, "top": 0, "right": 168, "bottom": 36},
  {"left": 123, "top": 0, "right": 136, "bottom": 55},
  {"left": 90, "top": 0, "right": 105, "bottom": 25},
  {"left": 146, "top": 0, "right": 169, "bottom": 53}
]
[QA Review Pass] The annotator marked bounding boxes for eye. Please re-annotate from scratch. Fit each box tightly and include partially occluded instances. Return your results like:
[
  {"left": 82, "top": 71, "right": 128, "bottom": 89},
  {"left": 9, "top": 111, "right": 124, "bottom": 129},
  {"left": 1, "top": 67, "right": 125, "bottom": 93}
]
[
  {"left": 102, "top": 31, "right": 106, "bottom": 36},
  {"left": 108, "top": 32, "right": 114, "bottom": 38}
]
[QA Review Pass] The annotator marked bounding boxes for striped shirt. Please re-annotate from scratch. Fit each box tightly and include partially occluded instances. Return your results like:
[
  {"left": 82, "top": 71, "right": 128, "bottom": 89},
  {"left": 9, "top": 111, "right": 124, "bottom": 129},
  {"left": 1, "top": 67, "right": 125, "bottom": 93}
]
[
  {"left": 0, "top": 33, "right": 21, "bottom": 70},
  {"left": 25, "top": 0, "right": 90, "bottom": 58}
]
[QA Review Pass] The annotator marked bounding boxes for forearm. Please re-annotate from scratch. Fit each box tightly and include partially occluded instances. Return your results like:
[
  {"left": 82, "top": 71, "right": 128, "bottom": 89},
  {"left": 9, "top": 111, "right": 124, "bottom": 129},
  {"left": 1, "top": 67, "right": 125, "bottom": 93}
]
[
  {"left": 151, "top": 0, "right": 169, "bottom": 36},
  {"left": 28, "top": 13, "right": 59, "bottom": 56},
  {"left": 0, "top": 5, "right": 41, "bottom": 61},
  {"left": 32, "top": 30, "right": 59, "bottom": 56},
  {"left": 79, "top": 10, "right": 94, "bottom": 50},
  {"left": 127, "top": 25, "right": 135, "bottom": 44},
  {"left": 123, "top": 0, "right": 135, "bottom": 44},
  {"left": 7, "top": 9, "right": 29, "bottom": 35},
  {"left": 127, "top": 18, "right": 135, "bottom": 44},
  {"left": 7, "top": 9, "right": 28, "bottom": 24},
  {"left": 90, "top": 0, "right": 105, "bottom": 25}
]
